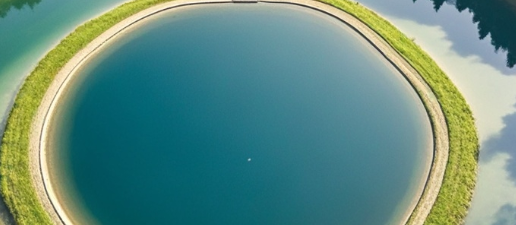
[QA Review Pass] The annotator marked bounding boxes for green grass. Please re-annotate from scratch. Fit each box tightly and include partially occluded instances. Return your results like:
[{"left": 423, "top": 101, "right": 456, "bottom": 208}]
[
  {"left": 319, "top": 0, "right": 479, "bottom": 224},
  {"left": 0, "top": 0, "right": 175, "bottom": 224},
  {"left": 0, "top": 0, "right": 478, "bottom": 224}
]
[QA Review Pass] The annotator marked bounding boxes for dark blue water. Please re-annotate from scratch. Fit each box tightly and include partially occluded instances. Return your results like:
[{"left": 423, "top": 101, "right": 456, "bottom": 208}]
[{"left": 50, "top": 3, "right": 430, "bottom": 225}]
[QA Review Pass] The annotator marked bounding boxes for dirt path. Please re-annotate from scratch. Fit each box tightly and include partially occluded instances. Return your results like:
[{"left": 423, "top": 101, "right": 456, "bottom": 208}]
[{"left": 29, "top": 0, "right": 449, "bottom": 224}]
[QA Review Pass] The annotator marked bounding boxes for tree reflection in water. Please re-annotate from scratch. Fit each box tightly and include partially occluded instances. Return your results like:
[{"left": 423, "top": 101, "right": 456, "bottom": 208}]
[
  {"left": 0, "top": 0, "right": 42, "bottom": 18},
  {"left": 424, "top": 0, "right": 516, "bottom": 68}
]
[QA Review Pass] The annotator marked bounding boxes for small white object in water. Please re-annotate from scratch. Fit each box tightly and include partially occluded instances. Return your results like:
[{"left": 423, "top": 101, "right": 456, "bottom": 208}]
[{"left": 248, "top": 158, "right": 251, "bottom": 162}]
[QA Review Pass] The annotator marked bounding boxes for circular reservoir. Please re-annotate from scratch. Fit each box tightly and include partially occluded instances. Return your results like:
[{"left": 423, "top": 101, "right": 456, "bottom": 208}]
[{"left": 48, "top": 3, "right": 431, "bottom": 225}]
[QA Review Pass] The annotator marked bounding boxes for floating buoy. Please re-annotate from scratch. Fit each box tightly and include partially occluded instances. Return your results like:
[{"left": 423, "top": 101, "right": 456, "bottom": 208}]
[{"left": 248, "top": 158, "right": 252, "bottom": 162}]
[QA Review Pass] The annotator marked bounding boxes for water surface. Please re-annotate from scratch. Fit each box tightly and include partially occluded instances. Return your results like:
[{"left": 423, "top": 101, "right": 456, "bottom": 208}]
[
  {"left": 352, "top": 0, "right": 516, "bottom": 224},
  {"left": 5, "top": 0, "right": 514, "bottom": 224},
  {"left": 0, "top": 0, "right": 127, "bottom": 134},
  {"left": 50, "top": 3, "right": 431, "bottom": 225}
]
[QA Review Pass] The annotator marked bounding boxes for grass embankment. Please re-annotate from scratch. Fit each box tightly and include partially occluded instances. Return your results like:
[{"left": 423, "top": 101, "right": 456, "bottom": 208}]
[
  {"left": 0, "top": 0, "right": 479, "bottom": 224},
  {"left": 320, "top": 0, "right": 479, "bottom": 224},
  {"left": 0, "top": 0, "right": 173, "bottom": 224}
]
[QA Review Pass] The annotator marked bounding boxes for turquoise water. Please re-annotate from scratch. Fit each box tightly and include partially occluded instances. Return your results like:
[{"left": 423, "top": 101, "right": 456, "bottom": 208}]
[
  {"left": 0, "top": 0, "right": 126, "bottom": 132},
  {"left": 50, "top": 3, "right": 431, "bottom": 225},
  {"left": 0, "top": 0, "right": 126, "bottom": 223}
]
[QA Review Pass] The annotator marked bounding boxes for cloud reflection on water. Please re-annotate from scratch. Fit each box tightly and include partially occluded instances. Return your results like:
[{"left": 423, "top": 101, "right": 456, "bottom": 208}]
[
  {"left": 429, "top": 0, "right": 516, "bottom": 70},
  {"left": 380, "top": 16, "right": 516, "bottom": 225},
  {"left": 357, "top": 0, "right": 516, "bottom": 75},
  {"left": 483, "top": 104, "right": 516, "bottom": 184},
  {"left": 492, "top": 204, "right": 516, "bottom": 225},
  {"left": 466, "top": 154, "right": 516, "bottom": 225}
]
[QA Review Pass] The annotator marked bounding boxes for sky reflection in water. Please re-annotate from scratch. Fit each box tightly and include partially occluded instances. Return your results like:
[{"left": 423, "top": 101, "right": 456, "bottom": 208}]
[
  {"left": 1, "top": 0, "right": 516, "bottom": 224},
  {"left": 354, "top": 0, "right": 516, "bottom": 224},
  {"left": 358, "top": 0, "right": 516, "bottom": 75}
]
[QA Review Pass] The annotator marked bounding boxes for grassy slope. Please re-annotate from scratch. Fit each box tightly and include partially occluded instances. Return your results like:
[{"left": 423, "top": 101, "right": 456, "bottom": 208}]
[
  {"left": 320, "top": 0, "right": 479, "bottom": 224},
  {"left": 0, "top": 0, "right": 171, "bottom": 224},
  {"left": 0, "top": 0, "right": 478, "bottom": 224}
]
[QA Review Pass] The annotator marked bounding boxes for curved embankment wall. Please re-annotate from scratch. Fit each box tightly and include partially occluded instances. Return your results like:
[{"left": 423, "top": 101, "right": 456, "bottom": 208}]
[
  {"left": 32, "top": 0, "right": 449, "bottom": 224},
  {"left": 0, "top": 0, "right": 478, "bottom": 224}
]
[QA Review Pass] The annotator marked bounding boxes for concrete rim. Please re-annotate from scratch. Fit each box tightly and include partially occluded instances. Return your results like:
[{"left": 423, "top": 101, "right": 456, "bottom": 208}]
[{"left": 29, "top": 1, "right": 449, "bottom": 224}]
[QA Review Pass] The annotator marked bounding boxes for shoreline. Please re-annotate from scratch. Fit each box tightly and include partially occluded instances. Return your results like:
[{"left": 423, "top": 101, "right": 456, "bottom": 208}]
[{"left": 28, "top": 0, "right": 448, "bottom": 224}]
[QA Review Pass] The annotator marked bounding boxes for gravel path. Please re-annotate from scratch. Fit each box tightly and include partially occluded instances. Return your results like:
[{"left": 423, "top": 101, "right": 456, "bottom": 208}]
[{"left": 29, "top": 0, "right": 449, "bottom": 224}]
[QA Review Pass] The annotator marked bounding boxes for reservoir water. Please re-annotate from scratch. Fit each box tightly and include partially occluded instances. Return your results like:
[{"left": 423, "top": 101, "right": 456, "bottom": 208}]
[
  {"left": 3, "top": 0, "right": 516, "bottom": 224},
  {"left": 48, "top": 3, "right": 431, "bottom": 225}
]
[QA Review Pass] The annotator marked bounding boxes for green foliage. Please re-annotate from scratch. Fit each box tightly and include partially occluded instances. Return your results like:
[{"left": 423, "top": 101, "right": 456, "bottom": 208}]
[
  {"left": 0, "top": 0, "right": 172, "bottom": 224},
  {"left": 0, "top": 0, "right": 479, "bottom": 224},
  {"left": 319, "top": 0, "right": 479, "bottom": 224}
]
